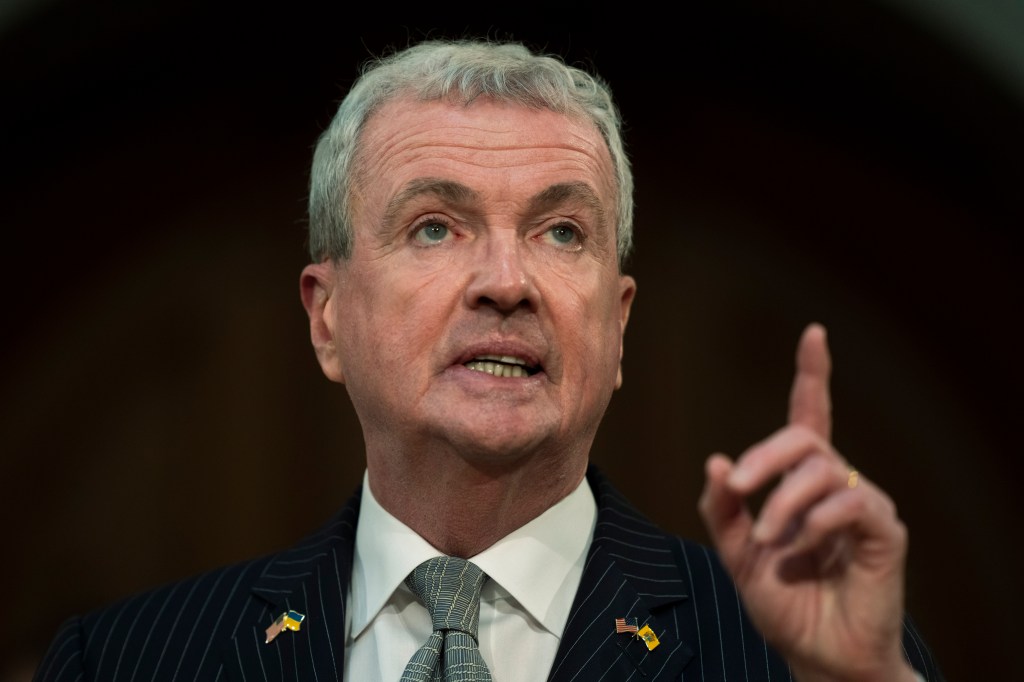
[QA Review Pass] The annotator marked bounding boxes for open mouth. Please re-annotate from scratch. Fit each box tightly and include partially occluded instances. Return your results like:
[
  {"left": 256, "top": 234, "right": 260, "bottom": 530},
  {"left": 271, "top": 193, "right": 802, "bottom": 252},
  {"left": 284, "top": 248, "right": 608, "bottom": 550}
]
[{"left": 464, "top": 354, "right": 541, "bottom": 378}]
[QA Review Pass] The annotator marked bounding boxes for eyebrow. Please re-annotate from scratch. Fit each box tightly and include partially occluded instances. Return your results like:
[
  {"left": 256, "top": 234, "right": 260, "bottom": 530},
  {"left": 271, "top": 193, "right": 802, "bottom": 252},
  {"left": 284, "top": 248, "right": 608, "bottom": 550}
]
[
  {"left": 526, "top": 182, "right": 607, "bottom": 225},
  {"left": 383, "top": 178, "right": 480, "bottom": 224}
]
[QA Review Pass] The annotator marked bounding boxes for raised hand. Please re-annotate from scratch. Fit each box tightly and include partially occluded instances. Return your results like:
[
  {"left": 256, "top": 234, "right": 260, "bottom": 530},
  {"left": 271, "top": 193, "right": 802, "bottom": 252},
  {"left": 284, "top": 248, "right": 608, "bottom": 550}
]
[{"left": 698, "top": 324, "right": 918, "bottom": 682}]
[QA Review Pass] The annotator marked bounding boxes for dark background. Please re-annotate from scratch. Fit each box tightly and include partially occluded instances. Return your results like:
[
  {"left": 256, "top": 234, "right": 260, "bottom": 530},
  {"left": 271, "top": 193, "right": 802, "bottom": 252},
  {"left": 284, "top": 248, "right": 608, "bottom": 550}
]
[{"left": 3, "top": 1, "right": 1022, "bottom": 679}]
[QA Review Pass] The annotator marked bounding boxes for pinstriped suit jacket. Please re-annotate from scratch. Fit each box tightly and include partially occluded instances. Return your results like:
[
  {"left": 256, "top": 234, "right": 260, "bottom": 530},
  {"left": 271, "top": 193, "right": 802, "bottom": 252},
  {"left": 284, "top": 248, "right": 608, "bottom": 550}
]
[{"left": 34, "top": 465, "right": 944, "bottom": 681}]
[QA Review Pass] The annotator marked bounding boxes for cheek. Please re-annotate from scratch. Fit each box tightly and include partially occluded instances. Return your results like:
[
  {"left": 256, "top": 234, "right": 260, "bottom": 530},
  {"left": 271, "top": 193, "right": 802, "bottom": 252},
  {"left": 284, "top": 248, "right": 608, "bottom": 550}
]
[
  {"left": 346, "top": 268, "right": 455, "bottom": 360},
  {"left": 548, "top": 272, "right": 624, "bottom": 364}
]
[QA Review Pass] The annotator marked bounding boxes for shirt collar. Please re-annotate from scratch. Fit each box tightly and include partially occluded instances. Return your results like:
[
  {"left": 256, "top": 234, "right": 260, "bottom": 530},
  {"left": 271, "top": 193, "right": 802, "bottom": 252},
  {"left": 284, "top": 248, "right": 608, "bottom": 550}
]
[
  {"left": 349, "top": 471, "right": 442, "bottom": 639},
  {"left": 349, "top": 470, "right": 596, "bottom": 639},
  {"left": 471, "top": 473, "right": 596, "bottom": 636}
]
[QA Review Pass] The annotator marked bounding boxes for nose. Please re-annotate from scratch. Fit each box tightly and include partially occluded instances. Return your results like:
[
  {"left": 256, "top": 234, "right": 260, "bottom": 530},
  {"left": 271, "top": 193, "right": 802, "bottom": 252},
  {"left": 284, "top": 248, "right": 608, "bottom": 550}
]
[{"left": 463, "top": 232, "right": 540, "bottom": 314}]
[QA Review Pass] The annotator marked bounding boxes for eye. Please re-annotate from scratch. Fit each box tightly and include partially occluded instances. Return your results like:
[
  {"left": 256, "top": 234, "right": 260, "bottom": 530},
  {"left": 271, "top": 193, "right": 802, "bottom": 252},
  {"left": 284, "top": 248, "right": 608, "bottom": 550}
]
[
  {"left": 412, "top": 217, "right": 455, "bottom": 246},
  {"left": 540, "top": 223, "right": 582, "bottom": 250}
]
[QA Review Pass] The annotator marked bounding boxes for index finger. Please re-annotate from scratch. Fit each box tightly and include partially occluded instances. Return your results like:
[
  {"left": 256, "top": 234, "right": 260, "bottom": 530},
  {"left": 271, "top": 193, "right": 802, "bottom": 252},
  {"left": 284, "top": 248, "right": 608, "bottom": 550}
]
[{"left": 788, "top": 323, "right": 832, "bottom": 441}]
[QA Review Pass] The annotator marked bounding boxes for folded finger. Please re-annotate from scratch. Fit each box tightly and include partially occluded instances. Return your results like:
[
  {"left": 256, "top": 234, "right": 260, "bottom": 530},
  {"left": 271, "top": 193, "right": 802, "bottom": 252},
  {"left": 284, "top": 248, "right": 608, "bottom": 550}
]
[
  {"left": 729, "top": 424, "right": 841, "bottom": 494},
  {"left": 789, "top": 476, "right": 907, "bottom": 568},
  {"left": 751, "top": 453, "right": 849, "bottom": 544}
]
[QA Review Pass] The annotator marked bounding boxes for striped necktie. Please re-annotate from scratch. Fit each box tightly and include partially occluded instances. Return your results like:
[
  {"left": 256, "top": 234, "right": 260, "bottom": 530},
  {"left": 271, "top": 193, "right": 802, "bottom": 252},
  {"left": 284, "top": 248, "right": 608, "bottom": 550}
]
[{"left": 401, "top": 556, "right": 493, "bottom": 681}]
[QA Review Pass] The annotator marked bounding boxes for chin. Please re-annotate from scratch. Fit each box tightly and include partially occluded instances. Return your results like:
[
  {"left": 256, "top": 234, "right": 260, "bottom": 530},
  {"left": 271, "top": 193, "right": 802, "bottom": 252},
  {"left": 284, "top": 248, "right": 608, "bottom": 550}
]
[
  {"left": 454, "top": 431, "right": 548, "bottom": 463},
  {"left": 435, "top": 418, "right": 559, "bottom": 467}
]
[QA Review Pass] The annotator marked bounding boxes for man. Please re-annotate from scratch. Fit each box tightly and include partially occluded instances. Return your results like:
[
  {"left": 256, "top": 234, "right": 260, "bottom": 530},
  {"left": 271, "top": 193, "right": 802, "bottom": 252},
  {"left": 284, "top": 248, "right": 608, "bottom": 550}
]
[{"left": 34, "top": 39, "right": 943, "bottom": 681}]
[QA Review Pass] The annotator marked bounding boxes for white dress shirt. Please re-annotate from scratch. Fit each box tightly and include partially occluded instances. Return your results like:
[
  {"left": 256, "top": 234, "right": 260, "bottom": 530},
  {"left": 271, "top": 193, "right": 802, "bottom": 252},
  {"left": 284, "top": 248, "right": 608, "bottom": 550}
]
[{"left": 344, "top": 470, "right": 597, "bottom": 682}]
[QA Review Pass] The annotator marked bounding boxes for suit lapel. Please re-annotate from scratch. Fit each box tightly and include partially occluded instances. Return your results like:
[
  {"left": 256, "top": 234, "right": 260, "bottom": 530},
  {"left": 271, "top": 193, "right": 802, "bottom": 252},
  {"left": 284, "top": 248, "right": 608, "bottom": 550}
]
[
  {"left": 548, "top": 466, "right": 695, "bottom": 682},
  {"left": 223, "top": 488, "right": 361, "bottom": 682}
]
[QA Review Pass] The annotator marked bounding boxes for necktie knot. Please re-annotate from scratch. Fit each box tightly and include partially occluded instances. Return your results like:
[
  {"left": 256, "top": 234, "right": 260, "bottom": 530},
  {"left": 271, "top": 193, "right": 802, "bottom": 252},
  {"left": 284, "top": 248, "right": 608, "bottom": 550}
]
[
  {"left": 402, "top": 556, "right": 493, "bottom": 682},
  {"left": 406, "top": 556, "right": 486, "bottom": 637}
]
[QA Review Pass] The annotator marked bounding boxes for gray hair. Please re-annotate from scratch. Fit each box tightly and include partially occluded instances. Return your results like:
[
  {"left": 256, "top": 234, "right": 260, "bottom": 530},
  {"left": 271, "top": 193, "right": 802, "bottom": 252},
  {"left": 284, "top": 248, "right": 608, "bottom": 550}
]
[{"left": 307, "top": 39, "right": 634, "bottom": 266}]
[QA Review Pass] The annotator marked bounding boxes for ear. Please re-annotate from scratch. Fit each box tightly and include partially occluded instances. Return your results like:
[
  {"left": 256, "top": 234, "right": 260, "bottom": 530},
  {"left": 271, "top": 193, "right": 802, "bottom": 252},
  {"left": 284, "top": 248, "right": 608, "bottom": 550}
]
[
  {"left": 300, "top": 262, "right": 346, "bottom": 384},
  {"left": 615, "top": 274, "right": 637, "bottom": 389}
]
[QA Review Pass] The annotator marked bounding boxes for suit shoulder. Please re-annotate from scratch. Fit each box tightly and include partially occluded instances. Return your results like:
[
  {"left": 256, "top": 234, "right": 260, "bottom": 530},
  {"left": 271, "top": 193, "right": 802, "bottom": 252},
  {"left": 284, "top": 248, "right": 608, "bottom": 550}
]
[
  {"left": 33, "top": 494, "right": 361, "bottom": 682},
  {"left": 36, "top": 553, "right": 276, "bottom": 681},
  {"left": 32, "top": 556, "right": 265, "bottom": 681}
]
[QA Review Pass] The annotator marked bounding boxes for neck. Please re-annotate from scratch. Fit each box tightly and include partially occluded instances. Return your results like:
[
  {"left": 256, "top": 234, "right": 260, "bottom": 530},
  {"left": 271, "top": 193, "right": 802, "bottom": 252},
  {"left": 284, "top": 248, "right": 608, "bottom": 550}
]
[{"left": 365, "top": 444, "right": 589, "bottom": 558}]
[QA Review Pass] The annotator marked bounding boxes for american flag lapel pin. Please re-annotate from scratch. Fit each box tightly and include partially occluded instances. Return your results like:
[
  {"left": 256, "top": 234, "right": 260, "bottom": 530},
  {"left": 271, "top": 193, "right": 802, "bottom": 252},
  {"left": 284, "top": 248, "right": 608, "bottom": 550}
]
[
  {"left": 614, "top": 616, "right": 638, "bottom": 634},
  {"left": 265, "top": 609, "right": 306, "bottom": 644}
]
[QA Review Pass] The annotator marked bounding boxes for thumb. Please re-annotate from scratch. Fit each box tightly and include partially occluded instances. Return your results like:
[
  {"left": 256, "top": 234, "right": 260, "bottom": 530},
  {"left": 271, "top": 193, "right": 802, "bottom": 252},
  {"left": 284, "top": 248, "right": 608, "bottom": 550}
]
[{"left": 698, "top": 453, "right": 753, "bottom": 572}]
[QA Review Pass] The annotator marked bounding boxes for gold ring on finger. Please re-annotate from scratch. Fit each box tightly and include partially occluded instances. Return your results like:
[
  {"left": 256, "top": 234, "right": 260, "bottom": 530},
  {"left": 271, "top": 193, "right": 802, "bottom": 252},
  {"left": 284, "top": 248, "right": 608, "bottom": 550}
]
[{"left": 847, "top": 469, "right": 860, "bottom": 489}]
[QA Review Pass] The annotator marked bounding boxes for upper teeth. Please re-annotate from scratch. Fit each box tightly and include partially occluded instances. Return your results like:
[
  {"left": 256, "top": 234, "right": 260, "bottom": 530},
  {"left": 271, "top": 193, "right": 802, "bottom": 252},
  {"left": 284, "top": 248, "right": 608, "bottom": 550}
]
[
  {"left": 465, "top": 354, "right": 531, "bottom": 378},
  {"left": 475, "top": 354, "right": 526, "bottom": 366}
]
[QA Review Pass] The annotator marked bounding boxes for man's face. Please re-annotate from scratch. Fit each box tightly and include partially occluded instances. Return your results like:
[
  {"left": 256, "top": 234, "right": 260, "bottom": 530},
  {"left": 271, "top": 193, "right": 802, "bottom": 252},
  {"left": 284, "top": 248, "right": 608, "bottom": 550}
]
[{"left": 303, "top": 97, "right": 635, "bottom": 468}]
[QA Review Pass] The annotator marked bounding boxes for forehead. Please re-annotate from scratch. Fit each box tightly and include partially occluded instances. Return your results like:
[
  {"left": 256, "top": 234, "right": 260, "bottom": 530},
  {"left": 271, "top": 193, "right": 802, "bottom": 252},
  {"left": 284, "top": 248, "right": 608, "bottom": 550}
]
[{"left": 352, "top": 96, "right": 617, "bottom": 213}]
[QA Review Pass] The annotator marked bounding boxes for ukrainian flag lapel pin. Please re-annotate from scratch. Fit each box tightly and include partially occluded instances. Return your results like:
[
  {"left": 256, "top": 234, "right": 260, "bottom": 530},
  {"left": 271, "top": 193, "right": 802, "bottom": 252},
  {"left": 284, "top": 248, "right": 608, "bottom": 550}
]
[{"left": 265, "top": 609, "right": 306, "bottom": 644}]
